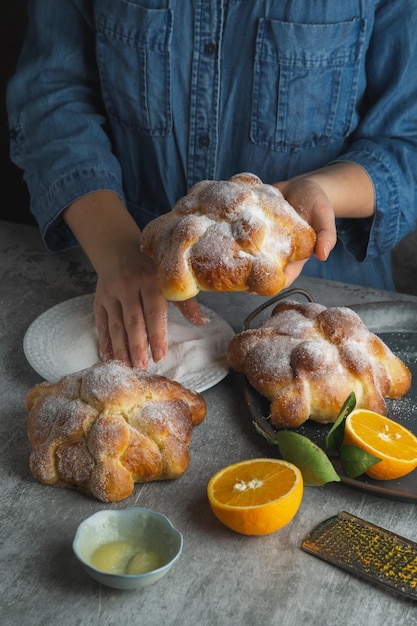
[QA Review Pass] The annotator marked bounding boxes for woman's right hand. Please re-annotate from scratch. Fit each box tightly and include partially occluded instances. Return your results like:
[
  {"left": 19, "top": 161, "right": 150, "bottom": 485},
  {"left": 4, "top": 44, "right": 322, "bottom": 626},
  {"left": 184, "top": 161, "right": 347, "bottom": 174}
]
[
  {"left": 63, "top": 191, "right": 208, "bottom": 369},
  {"left": 93, "top": 239, "right": 169, "bottom": 369}
]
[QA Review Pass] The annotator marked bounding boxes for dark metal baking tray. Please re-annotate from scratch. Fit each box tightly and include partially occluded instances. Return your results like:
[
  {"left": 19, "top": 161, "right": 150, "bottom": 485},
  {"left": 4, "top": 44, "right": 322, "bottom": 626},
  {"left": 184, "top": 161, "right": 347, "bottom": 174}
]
[{"left": 244, "top": 293, "right": 417, "bottom": 502}]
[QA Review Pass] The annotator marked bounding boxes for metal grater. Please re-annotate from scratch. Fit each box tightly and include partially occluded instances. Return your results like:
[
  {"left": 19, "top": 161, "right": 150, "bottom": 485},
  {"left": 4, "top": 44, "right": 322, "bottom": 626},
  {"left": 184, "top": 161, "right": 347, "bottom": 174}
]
[{"left": 302, "top": 511, "right": 417, "bottom": 600}]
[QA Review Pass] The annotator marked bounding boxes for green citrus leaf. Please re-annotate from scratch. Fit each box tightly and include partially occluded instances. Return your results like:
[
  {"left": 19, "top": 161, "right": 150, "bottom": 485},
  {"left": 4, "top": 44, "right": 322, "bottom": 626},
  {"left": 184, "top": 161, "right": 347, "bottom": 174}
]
[
  {"left": 339, "top": 444, "right": 381, "bottom": 478},
  {"left": 275, "top": 431, "right": 341, "bottom": 486},
  {"left": 326, "top": 392, "right": 357, "bottom": 452}
]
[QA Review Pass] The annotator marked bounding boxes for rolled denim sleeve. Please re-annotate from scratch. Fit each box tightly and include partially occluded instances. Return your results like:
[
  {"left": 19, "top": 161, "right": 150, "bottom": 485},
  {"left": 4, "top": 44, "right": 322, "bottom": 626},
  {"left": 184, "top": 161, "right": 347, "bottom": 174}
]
[
  {"left": 6, "top": 0, "right": 126, "bottom": 250},
  {"left": 332, "top": 0, "right": 417, "bottom": 261},
  {"left": 7, "top": 0, "right": 417, "bottom": 278}
]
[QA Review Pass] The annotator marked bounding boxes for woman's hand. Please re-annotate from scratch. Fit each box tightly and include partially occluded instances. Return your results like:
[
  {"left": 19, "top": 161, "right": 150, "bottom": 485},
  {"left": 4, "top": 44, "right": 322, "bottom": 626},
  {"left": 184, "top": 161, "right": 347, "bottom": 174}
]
[
  {"left": 63, "top": 191, "right": 207, "bottom": 369},
  {"left": 94, "top": 244, "right": 208, "bottom": 369},
  {"left": 93, "top": 241, "right": 168, "bottom": 369},
  {"left": 274, "top": 176, "right": 338, "bottom": 286},
  {"left": 274, "top": 162, "right": 375, "bottom": 288}
]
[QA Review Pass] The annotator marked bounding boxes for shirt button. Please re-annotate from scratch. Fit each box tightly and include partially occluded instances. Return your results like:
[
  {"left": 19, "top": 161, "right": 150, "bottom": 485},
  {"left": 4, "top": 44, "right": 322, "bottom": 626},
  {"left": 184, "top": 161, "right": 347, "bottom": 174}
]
[
  {"left": 199, "top": 134, "right": 211, "bottom": 147},
  {"left": 204, "top": 42, "right": 217, "bottom": 55}
]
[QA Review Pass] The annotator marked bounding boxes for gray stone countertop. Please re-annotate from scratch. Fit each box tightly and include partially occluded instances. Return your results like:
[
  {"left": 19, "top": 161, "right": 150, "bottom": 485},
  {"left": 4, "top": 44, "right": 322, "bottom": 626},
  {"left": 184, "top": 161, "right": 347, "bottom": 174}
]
[{"left": 1, "top": 220, "right": 417, "bottom": 626}]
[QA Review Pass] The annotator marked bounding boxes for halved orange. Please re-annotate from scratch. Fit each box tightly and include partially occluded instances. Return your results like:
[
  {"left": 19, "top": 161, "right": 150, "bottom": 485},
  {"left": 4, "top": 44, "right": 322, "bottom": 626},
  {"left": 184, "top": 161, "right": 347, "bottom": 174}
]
[
  {"left": 343, "top": 409, "right": 417, "bottom": 480},
  {"left": 207, "top": 458, "right": 303, "bottom": 535}
]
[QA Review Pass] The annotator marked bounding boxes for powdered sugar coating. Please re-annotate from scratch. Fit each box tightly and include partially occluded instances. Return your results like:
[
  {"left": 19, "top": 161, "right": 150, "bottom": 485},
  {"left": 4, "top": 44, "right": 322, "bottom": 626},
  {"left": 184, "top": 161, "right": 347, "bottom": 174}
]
[
  {"left": 26, "top": 361, "right": 206, "bottom": 502},
  {"left": 141, "top": 173, "right": 316, "bottom": 300},
  {"left": 228, "top": 301, "right": 412, "bottom": 428}
]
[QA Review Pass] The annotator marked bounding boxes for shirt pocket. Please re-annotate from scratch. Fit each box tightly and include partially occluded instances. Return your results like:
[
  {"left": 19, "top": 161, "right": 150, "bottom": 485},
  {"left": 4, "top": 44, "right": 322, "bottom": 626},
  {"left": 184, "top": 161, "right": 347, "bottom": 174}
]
[
  {"left": 95, "top": 0, "right": 173, "bottom": 135},
  {"left": 251, "top": 18, "right": 366, "bottom": 152}
]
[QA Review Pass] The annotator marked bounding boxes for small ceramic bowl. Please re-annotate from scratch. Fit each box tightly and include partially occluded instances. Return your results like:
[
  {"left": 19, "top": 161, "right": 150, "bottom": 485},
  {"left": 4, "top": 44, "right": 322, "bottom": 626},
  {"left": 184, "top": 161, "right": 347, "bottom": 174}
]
[{"left": 73, "top": 507, "right": 183, "bottom": 590}]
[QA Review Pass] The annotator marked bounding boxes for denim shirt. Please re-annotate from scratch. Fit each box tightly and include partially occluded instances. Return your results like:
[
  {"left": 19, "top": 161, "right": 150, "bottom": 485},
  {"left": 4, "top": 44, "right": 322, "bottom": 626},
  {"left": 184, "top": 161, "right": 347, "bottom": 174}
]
[{"left": 7, "top": 0, "right": 417, "bottom": 290}]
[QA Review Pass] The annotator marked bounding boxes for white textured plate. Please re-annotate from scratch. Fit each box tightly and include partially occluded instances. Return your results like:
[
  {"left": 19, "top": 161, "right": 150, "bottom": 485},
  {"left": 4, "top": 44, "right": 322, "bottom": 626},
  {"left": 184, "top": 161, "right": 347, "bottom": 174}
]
[{"left": 23, "top": 294, "right": 235, "bottom": 392}]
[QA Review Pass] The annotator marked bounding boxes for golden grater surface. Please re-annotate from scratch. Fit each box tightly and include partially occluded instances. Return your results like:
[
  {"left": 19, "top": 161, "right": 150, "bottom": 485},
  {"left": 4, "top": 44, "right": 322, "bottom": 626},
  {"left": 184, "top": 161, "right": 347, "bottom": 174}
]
[{"left": 302, "top": 511, "right": 417, "bottom": 599}]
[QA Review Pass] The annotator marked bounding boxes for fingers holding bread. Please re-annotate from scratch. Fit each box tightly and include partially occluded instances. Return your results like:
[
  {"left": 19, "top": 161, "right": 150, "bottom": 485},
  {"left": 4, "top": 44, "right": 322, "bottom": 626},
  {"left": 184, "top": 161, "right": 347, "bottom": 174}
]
[{"left": 140, "top": 173, "right": 316, "bottom": 301}]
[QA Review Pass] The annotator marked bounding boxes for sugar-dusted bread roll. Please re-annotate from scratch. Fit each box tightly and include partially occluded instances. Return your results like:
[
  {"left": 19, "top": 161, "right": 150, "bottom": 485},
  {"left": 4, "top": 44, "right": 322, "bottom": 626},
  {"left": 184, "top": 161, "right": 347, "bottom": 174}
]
[
  {"left": 26, "top": 361, "right": 206, "bottom": 502},
  {"left": 227, "top": 300, "right": 411, "bottom": 429},
  {"left": 140, "top": 173, "right": 316, "bottom": 301}
]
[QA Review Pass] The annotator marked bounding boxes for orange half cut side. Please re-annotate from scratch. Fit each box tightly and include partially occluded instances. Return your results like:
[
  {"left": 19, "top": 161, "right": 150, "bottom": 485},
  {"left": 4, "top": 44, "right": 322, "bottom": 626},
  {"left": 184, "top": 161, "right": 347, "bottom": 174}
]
[
  {"left": 343, "top": 409, "right": 417, "bottom": 480},
  {"left": 207, "top": 458, "right": 303, "bottom": 535}
]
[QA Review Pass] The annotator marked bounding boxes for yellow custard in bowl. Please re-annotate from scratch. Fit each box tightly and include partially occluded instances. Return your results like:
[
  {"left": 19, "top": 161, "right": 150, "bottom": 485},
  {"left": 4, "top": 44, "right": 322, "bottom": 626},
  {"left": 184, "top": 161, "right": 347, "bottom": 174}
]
[{"left": 73, "top": 507, "right": 183, "bottom": 590}]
